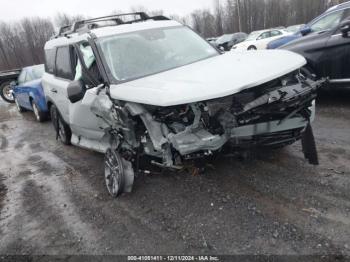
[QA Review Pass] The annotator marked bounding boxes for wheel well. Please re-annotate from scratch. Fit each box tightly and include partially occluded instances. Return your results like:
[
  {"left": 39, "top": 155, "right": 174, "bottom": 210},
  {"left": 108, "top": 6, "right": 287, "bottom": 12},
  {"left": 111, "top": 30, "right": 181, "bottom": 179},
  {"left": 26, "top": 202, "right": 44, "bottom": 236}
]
[
  {"left": 248, "top": 45, "right": 257, "bottom": 50},
  {"left": 47, "top": 101, "right": 53, "bottom": 111}
]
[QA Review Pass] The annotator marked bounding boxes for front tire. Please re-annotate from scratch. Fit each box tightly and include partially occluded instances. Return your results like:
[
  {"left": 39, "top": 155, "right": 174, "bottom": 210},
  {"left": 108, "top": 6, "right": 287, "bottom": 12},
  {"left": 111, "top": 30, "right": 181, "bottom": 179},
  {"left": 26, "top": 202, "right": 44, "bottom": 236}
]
[
  {"left": 50, "top": 104, "right": 71, "bottom": 145},
  {"left": 104, "top": 149, "right": 125, "bottom": 198},
  {"left": 0, "top": 81, "right": 15, "bottom": 103}
]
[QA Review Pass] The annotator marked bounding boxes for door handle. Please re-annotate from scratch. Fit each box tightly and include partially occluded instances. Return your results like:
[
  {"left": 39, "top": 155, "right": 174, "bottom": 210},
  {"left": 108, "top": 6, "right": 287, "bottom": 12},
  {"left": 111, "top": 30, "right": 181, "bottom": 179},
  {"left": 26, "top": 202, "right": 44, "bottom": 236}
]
[{"left": 50, "top": 88, "right": 57, "bottom": 93}]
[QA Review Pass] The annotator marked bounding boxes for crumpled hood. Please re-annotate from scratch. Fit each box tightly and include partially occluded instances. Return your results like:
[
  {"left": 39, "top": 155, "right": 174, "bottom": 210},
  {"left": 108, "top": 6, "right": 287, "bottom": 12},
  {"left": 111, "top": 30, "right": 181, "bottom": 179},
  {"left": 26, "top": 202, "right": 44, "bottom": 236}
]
[{"left": 109, "top": 50, "right": 306, "bottom": 107}]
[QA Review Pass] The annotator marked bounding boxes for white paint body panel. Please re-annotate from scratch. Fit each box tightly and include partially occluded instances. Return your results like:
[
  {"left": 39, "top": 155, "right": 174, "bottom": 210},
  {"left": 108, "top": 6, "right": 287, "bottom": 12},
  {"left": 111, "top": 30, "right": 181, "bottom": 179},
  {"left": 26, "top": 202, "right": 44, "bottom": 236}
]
[
  {"left": 109, "top": 50, "right": 306, "bottom": 107},
  {"left": 233, "top": 30, "right": 292, "bottom": 50}
]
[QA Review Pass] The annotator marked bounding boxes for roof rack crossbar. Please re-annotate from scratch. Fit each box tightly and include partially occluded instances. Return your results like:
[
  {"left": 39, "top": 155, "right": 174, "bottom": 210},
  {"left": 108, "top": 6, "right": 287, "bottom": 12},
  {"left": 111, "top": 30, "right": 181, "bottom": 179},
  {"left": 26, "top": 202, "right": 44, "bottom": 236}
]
[{"left": 55, "top": 12, "right": 159, "bottom": 38}]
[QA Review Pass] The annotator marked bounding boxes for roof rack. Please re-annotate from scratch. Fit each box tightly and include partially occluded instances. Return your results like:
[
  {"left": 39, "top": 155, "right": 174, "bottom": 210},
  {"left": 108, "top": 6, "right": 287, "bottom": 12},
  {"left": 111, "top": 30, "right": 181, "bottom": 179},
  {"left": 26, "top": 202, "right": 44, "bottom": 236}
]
[{"left": 53, "top": 12, "right": 170, "bottom": 38}]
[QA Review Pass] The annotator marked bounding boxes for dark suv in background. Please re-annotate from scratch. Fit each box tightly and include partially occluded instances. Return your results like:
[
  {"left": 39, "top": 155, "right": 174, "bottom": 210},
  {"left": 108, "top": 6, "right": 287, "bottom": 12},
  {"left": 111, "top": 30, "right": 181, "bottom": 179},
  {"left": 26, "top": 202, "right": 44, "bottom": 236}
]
[
  {"left": 268, "top": 1, "right": 350, "bottom": 49},
  {"left": 281, "top": 15, "right": 350, "bottom": 88}
]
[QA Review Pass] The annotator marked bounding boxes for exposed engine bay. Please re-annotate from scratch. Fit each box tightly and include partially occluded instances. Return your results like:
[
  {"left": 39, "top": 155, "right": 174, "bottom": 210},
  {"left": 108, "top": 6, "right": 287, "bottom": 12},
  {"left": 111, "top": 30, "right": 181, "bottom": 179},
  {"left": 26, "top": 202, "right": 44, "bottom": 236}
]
[{"left": 91, "top": 71, "right": 324, "bottom": 195}]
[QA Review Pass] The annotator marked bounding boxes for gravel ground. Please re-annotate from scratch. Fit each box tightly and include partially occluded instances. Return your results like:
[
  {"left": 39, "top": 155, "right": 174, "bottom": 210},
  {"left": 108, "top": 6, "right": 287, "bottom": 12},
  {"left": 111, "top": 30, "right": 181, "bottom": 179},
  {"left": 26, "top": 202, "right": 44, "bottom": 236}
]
[{"left": 0, "top": 90, "right": 350, "bottom": 257}]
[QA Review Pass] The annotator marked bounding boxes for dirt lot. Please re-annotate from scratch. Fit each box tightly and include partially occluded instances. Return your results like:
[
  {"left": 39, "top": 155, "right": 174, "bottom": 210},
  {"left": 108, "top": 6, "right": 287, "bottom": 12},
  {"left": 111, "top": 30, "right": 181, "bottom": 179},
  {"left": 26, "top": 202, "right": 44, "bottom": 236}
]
[{"left": 0, "top": 90, "right": 350, "bottom": 257}]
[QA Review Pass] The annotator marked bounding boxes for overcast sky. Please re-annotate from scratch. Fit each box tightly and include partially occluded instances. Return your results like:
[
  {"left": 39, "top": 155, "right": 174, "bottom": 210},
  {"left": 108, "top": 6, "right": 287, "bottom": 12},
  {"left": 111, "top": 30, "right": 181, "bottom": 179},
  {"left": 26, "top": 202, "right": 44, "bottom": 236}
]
[{"left": 0, "top": 0, "right": 214, "bottom": 22}]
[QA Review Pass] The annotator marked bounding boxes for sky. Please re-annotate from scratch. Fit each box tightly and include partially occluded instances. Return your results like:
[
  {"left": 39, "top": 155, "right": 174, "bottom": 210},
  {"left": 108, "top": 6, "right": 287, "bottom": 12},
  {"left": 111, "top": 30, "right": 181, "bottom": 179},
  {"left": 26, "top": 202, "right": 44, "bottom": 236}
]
[{"left": 0, "top": 0, "right": 214, "bottom": 22}]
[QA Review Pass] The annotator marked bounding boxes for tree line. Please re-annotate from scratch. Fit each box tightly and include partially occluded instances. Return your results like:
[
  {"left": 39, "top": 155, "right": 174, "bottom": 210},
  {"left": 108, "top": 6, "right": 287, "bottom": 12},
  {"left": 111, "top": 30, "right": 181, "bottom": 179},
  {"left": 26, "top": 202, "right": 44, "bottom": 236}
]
[{"left": 0, "top": 0, "right": 348, "bottom": 71}]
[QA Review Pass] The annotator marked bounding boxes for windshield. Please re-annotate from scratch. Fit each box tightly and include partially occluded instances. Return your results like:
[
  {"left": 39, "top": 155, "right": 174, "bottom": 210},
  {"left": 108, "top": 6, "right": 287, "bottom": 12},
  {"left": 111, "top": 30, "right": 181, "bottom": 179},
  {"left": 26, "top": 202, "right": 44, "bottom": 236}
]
[
  {"left": 216, "top": 34, "right": 233, "bottom": 44},
  {"left": 246, "top": 31, "right": 261, "bottom": 41},
  {"left": 98, "top": 26, "right": 218, "bottom": 82}
]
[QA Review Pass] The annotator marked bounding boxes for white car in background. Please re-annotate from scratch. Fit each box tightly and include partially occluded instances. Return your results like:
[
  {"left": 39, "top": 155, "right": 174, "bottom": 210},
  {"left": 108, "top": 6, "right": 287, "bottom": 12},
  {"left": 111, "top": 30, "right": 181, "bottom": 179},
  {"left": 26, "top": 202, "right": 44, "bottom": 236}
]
[{"left": 232, "top": 29, "right": 292, "bottom": 50}]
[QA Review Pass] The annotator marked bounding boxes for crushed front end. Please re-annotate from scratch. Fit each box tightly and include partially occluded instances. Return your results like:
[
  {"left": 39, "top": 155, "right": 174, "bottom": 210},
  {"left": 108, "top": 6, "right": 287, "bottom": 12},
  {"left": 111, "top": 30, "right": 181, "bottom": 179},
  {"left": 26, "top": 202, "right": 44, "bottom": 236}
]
[
  {"left": 93, "top": 71, "right": 324, "bottom": 195},
  {"left": 108, "top": 71, "right": 323, "bottom": 169}
]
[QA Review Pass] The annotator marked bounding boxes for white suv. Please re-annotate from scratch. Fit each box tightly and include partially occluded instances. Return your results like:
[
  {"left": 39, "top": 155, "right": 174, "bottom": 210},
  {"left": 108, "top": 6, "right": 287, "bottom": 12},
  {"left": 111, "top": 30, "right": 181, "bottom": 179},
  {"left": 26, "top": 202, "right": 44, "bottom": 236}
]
[{"left": 42, "top": 13, "right": 324, "bottom": 198}]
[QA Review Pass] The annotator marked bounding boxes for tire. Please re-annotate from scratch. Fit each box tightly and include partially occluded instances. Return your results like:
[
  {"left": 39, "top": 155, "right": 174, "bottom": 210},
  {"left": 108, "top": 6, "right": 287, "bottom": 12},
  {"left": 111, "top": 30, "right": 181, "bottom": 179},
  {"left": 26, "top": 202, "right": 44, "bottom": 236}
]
[
  {"left": 31, "top": 100, "right": 47, "bottom": 122},
  {"left": 0, "top": 81, "right": 15, "bottom": 103},
  {"left": 14, "top": 96, "right": 26, "bottom": 112},
  {"left": 104, "top": 149, "right": 125, "bottom": 198},
  {"left": 248, "top": 45, "right": 257, "bottom": 50},
  {"left": 50, "top": 104, "right": 71, "bottom": 145}
]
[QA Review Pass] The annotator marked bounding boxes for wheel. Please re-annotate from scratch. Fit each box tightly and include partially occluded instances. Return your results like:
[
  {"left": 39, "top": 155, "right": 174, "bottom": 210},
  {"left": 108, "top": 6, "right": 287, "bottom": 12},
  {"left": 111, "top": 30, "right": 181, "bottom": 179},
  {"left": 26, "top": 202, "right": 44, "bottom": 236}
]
[
  {"left": 31, "top": 100, "right": 47, "bottom": 122},
  {"left": 50, "top": 104, "right": 71, "bottom": 145},
  {"left": 104, "top": 149, "right": 125, "bottom": 198},
  {"left": 248, "top": 45, "right": 257, "bottom": 50},
  {"left": 0, "top": 81, "right": 15, "bottom": 103},
  {"left": 14, "top": 96, "right": 26, "bottom": 112}
]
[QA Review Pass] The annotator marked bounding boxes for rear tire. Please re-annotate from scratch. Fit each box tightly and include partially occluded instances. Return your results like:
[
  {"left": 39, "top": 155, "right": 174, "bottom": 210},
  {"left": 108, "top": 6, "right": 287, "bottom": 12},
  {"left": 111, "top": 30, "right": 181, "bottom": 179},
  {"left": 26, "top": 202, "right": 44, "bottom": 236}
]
[
  {"left": 50, "top": 104, "right": 71, "bottom": 145},
  {"left": 248, "top": 45, "right": 257, "bottom": 50},
  {"left": 0, "top": 81, "right": 15, "bottom": 103},
  {"left": 31, "top": 100, "right": 47, "bottom": 122}
]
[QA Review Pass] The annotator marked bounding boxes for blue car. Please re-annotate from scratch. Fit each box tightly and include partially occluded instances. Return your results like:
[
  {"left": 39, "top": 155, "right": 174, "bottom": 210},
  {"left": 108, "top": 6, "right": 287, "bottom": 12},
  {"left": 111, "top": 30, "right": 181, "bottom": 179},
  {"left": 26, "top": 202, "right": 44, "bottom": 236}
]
[
  {"left": 12, "top": 64, "right": 48, "bottom": 122},
  {"left": 267, "top": 1, "right": 350, "bottom": 49}
]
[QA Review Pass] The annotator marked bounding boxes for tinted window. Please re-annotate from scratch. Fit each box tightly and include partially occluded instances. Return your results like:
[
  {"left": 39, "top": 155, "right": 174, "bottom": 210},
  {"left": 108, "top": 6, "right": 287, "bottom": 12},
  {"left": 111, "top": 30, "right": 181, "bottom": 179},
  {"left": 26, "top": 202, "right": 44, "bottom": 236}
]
[
  {"left": 342, "top": 8, "right": 350, "bottom": 21},
  {"left": 55, "top": 46, "right": 73, "bottom": 80},
  {"left": 45, "top": 49, "right": 56, "bottom": 74}
]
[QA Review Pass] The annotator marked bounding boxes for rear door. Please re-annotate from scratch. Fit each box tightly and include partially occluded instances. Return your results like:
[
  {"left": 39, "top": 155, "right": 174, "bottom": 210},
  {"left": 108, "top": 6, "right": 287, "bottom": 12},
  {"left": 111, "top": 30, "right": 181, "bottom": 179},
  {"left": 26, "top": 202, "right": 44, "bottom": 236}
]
[
  {"left": 51, "top": 46, "right": 75, "bottom": 122},
  {"left": 256, "top": 31, "right": 274, "bottom": 49},
  {"left": 322, "top": 8, "right": 350, "bottom": 79}
]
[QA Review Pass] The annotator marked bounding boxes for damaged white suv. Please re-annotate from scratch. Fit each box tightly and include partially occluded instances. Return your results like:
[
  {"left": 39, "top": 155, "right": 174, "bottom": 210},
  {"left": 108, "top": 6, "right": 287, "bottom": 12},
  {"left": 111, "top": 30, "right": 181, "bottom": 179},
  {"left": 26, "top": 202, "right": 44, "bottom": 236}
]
[{"left": 42, "top": 13, "right": 324, "bottom": 197}]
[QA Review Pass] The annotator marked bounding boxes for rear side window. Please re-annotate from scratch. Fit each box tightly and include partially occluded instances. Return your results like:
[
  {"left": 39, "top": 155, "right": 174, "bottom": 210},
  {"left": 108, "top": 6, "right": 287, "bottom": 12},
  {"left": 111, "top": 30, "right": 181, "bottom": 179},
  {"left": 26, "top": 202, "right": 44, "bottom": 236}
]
[
  {"left": 18, "top": 70, "right": 27, "bottom": 85},
  {"left": 55, "top": 46, "right": 74, "bottom": 80},
  {"left": 271, "top": 30, "right": 282, "bottom": 37},
  {"left": 45, "top": 49, "right": 56, "bottom": 74}
]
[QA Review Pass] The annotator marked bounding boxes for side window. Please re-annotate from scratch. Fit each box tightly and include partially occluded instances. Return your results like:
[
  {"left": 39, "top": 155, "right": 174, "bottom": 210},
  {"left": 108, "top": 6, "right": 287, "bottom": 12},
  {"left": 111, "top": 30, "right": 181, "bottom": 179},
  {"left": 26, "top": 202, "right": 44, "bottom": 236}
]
[
  {"left": 55, "top": 46, "right": 74, "bottom": 80},
  {"left": 45, "top": 49, "right": 56, "bottom": 74},
  {"left": 17, "top": 70, "right": 27, "bottom": 85},
  {"left": 310, "top": 10, "right": 344, "bottom": 32},
  {"left": 341, "top": 8, "right": 350, "bottom": 21},
  {"left": 258, "top": 32, "right": 270, "bottom": 40},
  {"left": 271, "top": 30, "right": 282, "bottom": 37}
]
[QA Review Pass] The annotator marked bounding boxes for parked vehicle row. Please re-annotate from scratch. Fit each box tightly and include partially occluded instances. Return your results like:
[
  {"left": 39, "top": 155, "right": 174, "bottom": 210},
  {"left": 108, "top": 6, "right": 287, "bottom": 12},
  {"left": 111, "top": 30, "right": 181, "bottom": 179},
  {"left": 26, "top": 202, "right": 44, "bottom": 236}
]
[
  {"left": 214, "top": 33, "right": 247, "bottom": 51},
  {"left": 232, "top": 28, "right": 292, "bottom": 50},
  {"left": 268, "top": 1, "right": 350, "bottom": 49}
]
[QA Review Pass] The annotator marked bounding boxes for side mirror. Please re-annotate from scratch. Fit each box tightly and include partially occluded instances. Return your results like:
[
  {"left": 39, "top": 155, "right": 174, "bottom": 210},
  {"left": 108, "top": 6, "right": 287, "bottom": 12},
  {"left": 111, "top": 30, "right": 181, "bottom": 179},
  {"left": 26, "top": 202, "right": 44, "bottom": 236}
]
[
  {"left": 340, "top": 20, "right": 350, "bottom": 37},
  {"left": 67, "top": 80, "right": 85, "bottom": 103},
  {"left": 300, "top": 26, "right": 312, "bottom": 36}
]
